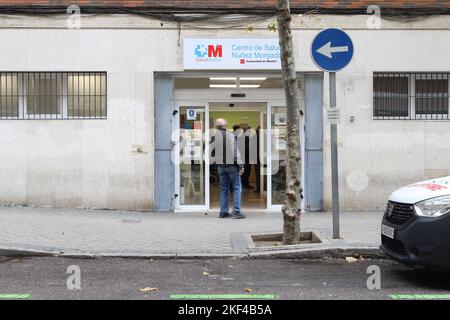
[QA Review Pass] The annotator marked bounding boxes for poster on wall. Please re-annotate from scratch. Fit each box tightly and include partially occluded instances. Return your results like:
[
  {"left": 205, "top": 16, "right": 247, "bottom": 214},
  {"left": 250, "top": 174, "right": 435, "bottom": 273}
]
[
  {"left": 274, "top": 113, "right": 287, "bottom": 126},
  {"left": 184, "top": 37, "right": 281, "bottom": 70},
  {"left": 187, "top": 108, "right": 197, "bottom": 120},
  {"left": 193, "top": 121, "right": 203, "bottom": 130}
]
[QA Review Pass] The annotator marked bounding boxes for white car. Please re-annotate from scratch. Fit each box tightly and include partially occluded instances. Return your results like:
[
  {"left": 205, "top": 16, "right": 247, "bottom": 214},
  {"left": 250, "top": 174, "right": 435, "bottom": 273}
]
[{"left": 381, "top": 177, "right": 450, "bottom": 269}]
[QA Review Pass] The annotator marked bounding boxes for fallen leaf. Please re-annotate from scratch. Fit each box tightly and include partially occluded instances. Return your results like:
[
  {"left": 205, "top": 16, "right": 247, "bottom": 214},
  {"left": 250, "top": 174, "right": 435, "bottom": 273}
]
[
  {"left": 345, "top": 257, "right": 358, "bottom": 263},
  {"left": 140, "top": 287, "right": 159, "bottom": 292},
  {"left": 244, "top": 288, "right": 253, "bottom": 292}
]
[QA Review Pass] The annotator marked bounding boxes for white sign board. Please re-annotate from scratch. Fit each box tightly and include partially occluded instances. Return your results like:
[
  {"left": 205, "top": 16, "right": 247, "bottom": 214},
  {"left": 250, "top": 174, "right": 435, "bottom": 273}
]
[
  {"left": 183, "top": 37, "right": 281, "bottom": 70},
  {"left": 186, "top": 108, "right": 197, "bottom": 120}
]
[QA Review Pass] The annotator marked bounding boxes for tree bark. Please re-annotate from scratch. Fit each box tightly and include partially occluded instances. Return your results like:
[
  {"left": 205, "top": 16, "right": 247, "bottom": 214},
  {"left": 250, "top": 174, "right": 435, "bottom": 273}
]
[{"left": 277, "top": 0, "right": 302, "bottom": 245}]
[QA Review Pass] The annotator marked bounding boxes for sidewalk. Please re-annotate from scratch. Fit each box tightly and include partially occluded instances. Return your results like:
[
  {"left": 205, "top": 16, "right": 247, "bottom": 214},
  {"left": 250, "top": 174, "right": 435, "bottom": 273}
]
[{"left": 0, "top": 207, "right": 384, "bottom": 258}]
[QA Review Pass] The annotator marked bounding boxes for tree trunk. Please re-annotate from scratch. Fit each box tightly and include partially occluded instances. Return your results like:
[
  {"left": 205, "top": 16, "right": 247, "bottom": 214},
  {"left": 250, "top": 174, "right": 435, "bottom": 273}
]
[{"left": 277, "top": 0, "right": 302, "bottom": 245}]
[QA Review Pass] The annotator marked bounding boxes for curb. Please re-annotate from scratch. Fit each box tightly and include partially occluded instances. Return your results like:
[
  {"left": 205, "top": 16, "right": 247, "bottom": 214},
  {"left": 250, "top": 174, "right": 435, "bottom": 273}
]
[
  {"left": 0, "top": 247, "right": 244, "bottom": 259},
  {"left": 0, "top": 246, "right": 385, "bottom": 260},
  {"left": 247, "top": 247, "right": 385, "bottom": 259}
]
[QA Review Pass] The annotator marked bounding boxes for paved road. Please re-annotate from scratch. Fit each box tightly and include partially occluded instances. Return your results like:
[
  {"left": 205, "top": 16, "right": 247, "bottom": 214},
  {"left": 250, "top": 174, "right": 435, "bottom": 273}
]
[{"left": 1, "top": 257, "right": 450, "bottom": 300}]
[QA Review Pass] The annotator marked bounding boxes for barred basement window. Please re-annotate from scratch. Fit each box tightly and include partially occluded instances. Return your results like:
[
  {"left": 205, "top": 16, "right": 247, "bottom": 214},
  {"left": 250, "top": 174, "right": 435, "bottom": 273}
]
[
  {"left": 373, "top": 74, "right": 409, "bottom": 118},
  {"left": 0, "top": 73, "right": 19, "bottom": 118},
  {"left": 68, "top": 73, "right": 107, "bottom": 118},
  {"left": 0, "top": 72, "right": 107, "bottom": 119},
  {"left": 373, "top": 73, "right": 450, "bottom": 120},
  {"left": 26, "top": 73, "right": 61, "bottom": 117},
  {"left": 415, "top": 74, "right": 448, "bottom": 115}
]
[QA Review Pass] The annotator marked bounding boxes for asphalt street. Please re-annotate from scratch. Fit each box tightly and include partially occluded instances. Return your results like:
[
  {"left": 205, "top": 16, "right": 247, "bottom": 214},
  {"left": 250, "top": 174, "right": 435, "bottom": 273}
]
[{"left": 1, "top": 256, "right": 450, "bottom": 300}]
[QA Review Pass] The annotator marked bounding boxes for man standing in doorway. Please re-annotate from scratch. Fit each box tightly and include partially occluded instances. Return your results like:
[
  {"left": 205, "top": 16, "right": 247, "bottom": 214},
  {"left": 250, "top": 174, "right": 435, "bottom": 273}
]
[{"left": 211, "top": 118, "right": 245, "bottom": 219}]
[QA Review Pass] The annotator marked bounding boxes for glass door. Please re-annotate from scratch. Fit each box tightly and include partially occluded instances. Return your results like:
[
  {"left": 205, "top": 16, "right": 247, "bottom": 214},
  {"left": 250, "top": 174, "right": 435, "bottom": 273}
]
[
  {"left": 267, "top": 103, "right": 287, "bottom": 209},
  {"left": 174, "top": 104, "right": 209, "bottom": 211}
]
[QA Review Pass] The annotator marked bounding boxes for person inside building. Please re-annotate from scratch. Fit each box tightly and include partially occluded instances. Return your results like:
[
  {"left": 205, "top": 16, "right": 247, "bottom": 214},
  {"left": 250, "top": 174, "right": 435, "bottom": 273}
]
[
  {"left": 230, "top": 124, "right": 242, "bottom": 193},
  {"left": 211, "top": 118, "right": 245, "bottom": 219},
  {"left": 241, "top": 126, "right": 254, "bottom": 189},
  {"left": 254, "top": 125, "right": 261, "bottom": 193},
  {"left": 232, "top": 124, "right": 254, "bottom": 190}
]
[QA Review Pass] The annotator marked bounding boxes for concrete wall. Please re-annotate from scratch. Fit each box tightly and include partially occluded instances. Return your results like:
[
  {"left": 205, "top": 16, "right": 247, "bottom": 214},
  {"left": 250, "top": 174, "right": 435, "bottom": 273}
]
[
  {"left": 0, "top": 14, "right": 449, "bottom": 211},
  {"left": 0, "top": 26, "right": 164, "bottom": 210},
  {"left": 294, "top": 15, "right": 450, "bottom": 211}
]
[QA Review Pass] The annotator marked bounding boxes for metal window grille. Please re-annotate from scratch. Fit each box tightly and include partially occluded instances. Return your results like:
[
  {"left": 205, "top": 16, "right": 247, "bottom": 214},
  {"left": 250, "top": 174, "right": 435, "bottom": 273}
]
[
  {"left": 0, "top": 72, "right": 107, "bottom": 120},
  {"left": 373, "top": 73, "right": 450, "bottom": 120}
]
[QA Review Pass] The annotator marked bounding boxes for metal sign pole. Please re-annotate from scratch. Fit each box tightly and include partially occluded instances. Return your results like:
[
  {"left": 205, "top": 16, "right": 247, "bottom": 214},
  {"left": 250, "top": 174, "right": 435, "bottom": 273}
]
[
  {"left": 311, "top": 28, "right": 352, "bottom": 241},
  {"left": 329, "top": 72, "right": 340, "bottom": 239}
]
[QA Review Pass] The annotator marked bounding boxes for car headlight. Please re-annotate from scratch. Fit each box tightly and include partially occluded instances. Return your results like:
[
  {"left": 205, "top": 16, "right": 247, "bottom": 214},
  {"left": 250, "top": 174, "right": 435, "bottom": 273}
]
[{"left": 415, "top": 195, "right": 450, "bottom": 218}]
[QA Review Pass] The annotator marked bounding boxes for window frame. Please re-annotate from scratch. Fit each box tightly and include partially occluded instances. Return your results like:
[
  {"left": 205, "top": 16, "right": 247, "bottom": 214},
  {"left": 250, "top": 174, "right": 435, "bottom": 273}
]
[
  {"left": 0, "top": 73, "right": 20, "bottom": 120},
  {"left": 67, "top": 72, "right": 107, "bottom": 119},
  {"left": 373, "top": 72, "right": 450, "bottom": 120},
  {"left": 0, "top": 71, "right": 107, "bottom": 120},
  {"left": 20, "top": 73, "right": 67, "bottom": 119},
  {"left": 413, "top": 73, "right": 449, "bottom": 119}
]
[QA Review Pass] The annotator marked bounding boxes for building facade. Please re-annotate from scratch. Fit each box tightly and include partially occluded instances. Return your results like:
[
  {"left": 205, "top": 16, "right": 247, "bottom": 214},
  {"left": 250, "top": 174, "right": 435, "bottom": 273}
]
[{"left": 0, "top": 1, "right": 449, "bottom": 212}]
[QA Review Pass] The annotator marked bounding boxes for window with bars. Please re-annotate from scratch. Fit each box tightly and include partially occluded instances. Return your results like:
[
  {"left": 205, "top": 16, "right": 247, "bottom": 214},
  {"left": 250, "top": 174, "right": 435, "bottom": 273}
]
[
  {"left": 0, "top": 72, "right": 107, "bottom": 119},
  {"left": 373, "top": 73, "right": 450, "bottom": 120}
]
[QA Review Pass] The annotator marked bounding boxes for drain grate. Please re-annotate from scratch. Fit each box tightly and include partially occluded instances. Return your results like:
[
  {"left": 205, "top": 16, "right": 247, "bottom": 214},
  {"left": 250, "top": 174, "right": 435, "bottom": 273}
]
[{"left": 120, "top": 219, "right": 142, "bottom": 224}]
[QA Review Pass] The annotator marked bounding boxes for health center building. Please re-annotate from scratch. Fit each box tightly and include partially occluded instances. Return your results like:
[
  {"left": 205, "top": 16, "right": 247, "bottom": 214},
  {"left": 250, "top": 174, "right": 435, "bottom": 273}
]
[{"left": 0, "top": 1, "right": 449, "bottom": 213}]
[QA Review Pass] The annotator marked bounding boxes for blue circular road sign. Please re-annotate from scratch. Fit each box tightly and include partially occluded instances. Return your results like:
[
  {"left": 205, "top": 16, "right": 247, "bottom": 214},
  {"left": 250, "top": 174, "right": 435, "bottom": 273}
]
[{"left": 311, "top": 28, "right": 354, "bottom": 72}]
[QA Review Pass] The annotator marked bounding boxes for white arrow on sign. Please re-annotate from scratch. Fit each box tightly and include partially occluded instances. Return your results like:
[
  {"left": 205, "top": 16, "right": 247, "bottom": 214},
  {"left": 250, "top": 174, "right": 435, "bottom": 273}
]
[{"left": 317, "top": 41, "right": 349, "bottom": 59}]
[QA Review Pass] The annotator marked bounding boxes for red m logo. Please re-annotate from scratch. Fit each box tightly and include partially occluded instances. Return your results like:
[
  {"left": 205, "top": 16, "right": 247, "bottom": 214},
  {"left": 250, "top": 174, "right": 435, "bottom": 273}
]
[{"left": 208, "top": 45, "right": 223, "bottom": 58}]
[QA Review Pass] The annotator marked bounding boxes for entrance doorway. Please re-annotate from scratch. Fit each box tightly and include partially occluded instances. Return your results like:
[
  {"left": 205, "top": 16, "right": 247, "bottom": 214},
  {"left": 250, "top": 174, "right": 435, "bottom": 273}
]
[
  {"left": 174, "top": 100, "right": 289, "bottom": 212},
  {"left": 209, "top": 102, "right": 267, "bottom": 210},
  {"left": 154, "top": 73, "right": 324, "bottom": 213}
]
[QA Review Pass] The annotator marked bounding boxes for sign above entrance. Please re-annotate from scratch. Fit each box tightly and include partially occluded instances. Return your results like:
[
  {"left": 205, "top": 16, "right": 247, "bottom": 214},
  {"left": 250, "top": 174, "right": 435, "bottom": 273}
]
[{"left": 183, "top": 38, "right": 281, "bottom": 70}]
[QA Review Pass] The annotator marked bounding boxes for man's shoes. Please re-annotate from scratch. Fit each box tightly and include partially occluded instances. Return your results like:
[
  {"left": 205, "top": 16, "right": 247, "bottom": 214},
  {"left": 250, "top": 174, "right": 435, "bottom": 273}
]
[
  {"left": 219, "top": 213, "right": 231, "bottom": 218},
  {"left": 231, "top": 212, "right": 246, "bottom": 219}
]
